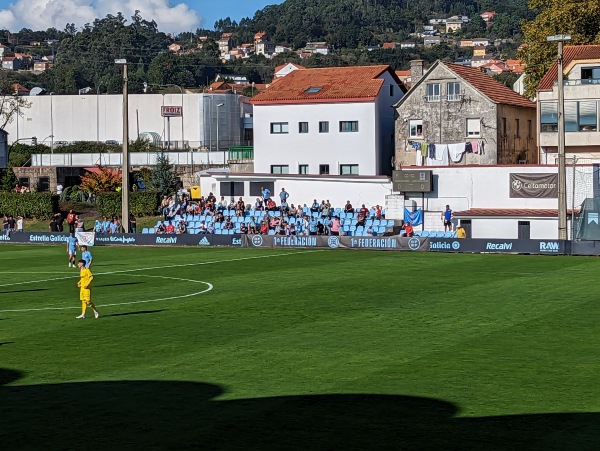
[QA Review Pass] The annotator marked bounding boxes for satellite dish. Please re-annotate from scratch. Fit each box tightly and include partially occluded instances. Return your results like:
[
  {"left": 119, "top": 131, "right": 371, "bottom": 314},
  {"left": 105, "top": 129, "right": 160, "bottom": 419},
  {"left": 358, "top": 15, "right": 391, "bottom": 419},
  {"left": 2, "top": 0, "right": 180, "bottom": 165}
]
[{"left": 29, "top": 87, "right": 46, "bottom": 96}]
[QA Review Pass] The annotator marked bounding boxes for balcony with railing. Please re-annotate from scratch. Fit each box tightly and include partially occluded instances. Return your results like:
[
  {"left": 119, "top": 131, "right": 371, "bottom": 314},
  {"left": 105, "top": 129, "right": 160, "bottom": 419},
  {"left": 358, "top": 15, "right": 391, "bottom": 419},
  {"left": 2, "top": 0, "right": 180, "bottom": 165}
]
[{"left": 228, "top": 146, "right": 253, "bottom": 161}]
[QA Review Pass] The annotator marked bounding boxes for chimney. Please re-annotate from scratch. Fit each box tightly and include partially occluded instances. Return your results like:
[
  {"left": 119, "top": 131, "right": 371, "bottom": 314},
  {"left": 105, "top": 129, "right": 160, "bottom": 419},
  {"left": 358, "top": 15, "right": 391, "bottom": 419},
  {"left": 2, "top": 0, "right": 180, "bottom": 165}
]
[{"left": 410, "top": 59, "right": 424, "bottom": 84}]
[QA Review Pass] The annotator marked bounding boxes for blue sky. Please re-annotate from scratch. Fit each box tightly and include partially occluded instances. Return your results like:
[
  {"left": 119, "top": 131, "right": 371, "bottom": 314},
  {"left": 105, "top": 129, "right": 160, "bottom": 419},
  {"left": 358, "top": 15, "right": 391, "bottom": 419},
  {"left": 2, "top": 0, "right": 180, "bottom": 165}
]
[{"left": 0, "top": 0, "right": 285, "bottom": 33}]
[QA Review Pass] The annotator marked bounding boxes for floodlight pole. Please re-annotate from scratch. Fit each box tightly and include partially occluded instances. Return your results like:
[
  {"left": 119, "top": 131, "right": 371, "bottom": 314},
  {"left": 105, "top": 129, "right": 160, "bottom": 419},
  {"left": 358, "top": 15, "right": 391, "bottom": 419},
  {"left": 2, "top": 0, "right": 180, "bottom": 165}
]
[
  {"left": 116, "top": 59, "right": 130, "bottom": 233},
  {"left": 547, "top": 34, "right": 571, "bottom": 240}
]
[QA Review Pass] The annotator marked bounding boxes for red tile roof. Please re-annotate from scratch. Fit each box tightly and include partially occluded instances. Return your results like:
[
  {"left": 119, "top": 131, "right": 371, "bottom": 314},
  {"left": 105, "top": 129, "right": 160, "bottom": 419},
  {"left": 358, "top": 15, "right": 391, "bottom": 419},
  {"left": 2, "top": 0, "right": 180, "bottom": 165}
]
[
  {"left": 538, "top": 45, "right": 600, "bottom": 91},
  {"left": 252, "top": 65, "right": 403, "bottom": 105},
  {"left": 442, "top": 62, "right": 535, "bottom": 108},
  {"left": 454, "top": 208, "right": 578, "bottom": 217}
]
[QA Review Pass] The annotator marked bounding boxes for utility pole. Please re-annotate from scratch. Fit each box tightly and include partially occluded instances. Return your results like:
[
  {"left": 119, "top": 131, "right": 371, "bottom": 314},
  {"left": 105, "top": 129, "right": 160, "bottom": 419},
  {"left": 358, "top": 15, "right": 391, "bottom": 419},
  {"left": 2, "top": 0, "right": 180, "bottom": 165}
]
[{"left": 116, "top": 59, "right": 130, "bottom": 233}]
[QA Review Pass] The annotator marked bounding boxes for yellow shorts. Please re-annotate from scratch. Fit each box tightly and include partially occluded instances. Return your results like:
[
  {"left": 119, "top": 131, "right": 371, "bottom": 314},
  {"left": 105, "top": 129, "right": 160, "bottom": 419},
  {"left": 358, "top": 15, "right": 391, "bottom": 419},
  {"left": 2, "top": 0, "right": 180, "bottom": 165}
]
[{"left": 80, "top": 289, "right": 91, "bottom": 302}]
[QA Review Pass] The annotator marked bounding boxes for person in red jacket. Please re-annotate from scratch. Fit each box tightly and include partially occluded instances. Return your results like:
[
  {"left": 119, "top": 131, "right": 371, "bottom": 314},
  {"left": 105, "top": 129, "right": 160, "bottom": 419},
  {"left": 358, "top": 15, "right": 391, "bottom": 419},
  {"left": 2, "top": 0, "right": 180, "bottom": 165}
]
[
  {"left": 401, "top": 221, "right": 414, "bottom": 237},
  {"left": 67, "top": 209, "right": 77, "bottom": 233}
]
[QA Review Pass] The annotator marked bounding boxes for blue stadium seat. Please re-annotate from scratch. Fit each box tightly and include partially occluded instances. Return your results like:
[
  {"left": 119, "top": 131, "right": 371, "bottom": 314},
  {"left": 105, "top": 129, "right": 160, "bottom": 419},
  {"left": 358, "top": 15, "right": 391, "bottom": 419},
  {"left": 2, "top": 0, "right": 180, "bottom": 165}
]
[
  {"left": 215, "top": 229, "right": 222, "bottom": 235},
  {"left": 377, "top": 226, "right": 386, "bottom": 234},
  {"left": 413, "top": 230, "right": 421, "bottom": 236},
  {"left": 387, "top": 219, "right": 395, "bottom": 227},
  {"left": 373, "top": 219, "right": 380, "bottom": 227},
  {"left": 268, "top": 230, "right": 276, "bottom": 235},
  {"left": 421, "top": 230, "right": 430, "bottom": 237},
  {"left": 142, "top": 228, "right": 149, "bottom": 234},
  {"left": 443, "top": 231, "right": 452, "bottom": 238}
]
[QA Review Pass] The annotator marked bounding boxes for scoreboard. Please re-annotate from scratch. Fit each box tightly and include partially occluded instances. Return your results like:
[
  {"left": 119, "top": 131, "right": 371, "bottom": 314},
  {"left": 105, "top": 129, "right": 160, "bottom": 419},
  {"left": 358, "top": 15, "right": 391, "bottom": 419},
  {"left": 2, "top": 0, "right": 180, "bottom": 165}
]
[{"left": 392, "top": 170, "right": 433, "bottom": 192}]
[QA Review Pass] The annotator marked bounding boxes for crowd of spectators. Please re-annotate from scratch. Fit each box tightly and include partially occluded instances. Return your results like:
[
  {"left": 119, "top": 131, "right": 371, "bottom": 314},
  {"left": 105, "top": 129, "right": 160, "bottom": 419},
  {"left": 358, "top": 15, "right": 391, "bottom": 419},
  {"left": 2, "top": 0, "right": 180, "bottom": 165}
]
[
  {"left": 2, "top": 214, "right": 23, "bottom": 235},
  {"left": 148, "top": 187, "right": 390, "bottom": 237}
]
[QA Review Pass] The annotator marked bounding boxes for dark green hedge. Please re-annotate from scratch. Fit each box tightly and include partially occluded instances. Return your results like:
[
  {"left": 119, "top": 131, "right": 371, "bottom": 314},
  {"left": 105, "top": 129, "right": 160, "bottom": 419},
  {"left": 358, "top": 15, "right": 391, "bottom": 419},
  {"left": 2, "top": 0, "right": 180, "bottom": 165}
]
[
  {"left": 96, "top": 191, "right": 160, "bottom": 217},
  {"left": 0, "top": 193, "right": 58, "bottom": 219}
]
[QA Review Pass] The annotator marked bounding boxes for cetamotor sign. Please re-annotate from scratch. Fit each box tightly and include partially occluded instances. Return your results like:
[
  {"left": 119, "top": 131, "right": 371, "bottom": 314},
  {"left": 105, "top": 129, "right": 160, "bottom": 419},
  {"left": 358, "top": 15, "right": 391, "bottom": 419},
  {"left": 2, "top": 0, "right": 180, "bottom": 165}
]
[
  {"left": 161, "top": 106, "right": 183, "bottom": 117},
  {"left": 509, "top": 173, "right": 557, "bottom": 198}
]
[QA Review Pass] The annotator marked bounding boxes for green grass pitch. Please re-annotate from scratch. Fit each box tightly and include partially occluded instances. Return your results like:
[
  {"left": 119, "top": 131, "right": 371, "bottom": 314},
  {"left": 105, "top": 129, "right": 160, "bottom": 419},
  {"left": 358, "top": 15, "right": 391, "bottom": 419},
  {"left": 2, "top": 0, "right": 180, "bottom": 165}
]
[{"left": 0, "top": 245, "right": 599, "bottom": 450}]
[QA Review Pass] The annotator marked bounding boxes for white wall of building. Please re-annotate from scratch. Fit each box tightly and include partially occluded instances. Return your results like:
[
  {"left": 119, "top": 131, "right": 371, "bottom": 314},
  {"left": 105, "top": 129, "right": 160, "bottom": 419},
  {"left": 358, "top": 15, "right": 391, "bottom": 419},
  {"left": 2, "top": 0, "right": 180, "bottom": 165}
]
[
  {"left": 199, "top": 173, "right": 392, "bottom": 210},
  {"left": 196, "top": 164, "right": 592, "bottom": 239},
  {"left": 253, "top": 102, "right": 379, "bottom": 175}
]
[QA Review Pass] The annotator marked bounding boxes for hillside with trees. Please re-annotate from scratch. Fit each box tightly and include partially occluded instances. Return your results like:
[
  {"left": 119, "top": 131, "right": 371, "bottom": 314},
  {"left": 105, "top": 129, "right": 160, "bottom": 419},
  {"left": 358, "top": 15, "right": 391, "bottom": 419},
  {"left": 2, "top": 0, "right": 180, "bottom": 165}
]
[{"left": 0, "top": 0, "right": 534, "bottom": 95}]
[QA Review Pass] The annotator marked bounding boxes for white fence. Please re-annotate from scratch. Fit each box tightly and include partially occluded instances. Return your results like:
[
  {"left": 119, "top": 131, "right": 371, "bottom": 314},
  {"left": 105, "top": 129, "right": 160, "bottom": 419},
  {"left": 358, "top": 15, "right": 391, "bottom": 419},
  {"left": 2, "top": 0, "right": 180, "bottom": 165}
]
[{"left": 31, "top": 151, "right": 228, "bottom": 167}]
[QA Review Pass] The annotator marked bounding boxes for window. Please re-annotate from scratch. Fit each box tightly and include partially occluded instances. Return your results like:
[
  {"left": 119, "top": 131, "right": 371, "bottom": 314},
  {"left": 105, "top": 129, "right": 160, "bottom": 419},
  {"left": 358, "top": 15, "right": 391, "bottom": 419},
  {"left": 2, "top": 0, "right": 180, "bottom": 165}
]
[
  {"left": 409, "top": 120, "right": 423, "bottom": 137},
  {"left": 340, "top": 164, "right": 359, "bottom": 175},
  {"left": 220, "top": 182, "right": 244, "bottom": 196},
  {"left": 466, "top": 118, "right": 481, "bottom": 137},
  {"left": 515, "top": 119, "right": 520, "bottom": 137},
  {"left": 581, "top": 67, "right": 600, "bottom": 82},
  {"left": 339, "top": 121, "right": 358, "bottom": 132},
  {"left": 447, "top": 82, "right": 461, "bottom": 101},
  {"left": 565, "top": 101, "right": 597, "bottom": 132},
  {"left": 426, "top": 83, "right": 440, "bottom": 102},
  {"left": 298, "top": 122, "right": 309, "bottom": 133},
  {"left": 250, "top": 182, "right": 274, "bottom": 197},
  {"left": 389, "top": 84, "right": 394, "bottom": 96},
  {"left": 528, "top": 120, "right": 532, "bottom": 139},
  {"left": 299, "top": 164, "right": 309, "bottom": 174},
  {"left": 18, "top": 177, "right": 30, "bottom": 189},
  {"left": 270, "top": 122, "right": 289, "bottom": 134},
  {"left": 319, "top": 164, "right": 330, "bottom": 175},
  {"left": 270, "top": 165, "right": 289, "bottom": 174},
  {"left": 304, "top": 87, "right": 322, "bottom": 93},
  {"left": 501, "top": 117, "right": 507, "bottom": 136},
  {"left": 541, "top": 102, "right": 558, "bottom": 132},
  {"left": 38, "top": 176, "right": 50, "bottom": 192},
  {"left": 319, "top": 121, "right": 329, "bottom": 133}
]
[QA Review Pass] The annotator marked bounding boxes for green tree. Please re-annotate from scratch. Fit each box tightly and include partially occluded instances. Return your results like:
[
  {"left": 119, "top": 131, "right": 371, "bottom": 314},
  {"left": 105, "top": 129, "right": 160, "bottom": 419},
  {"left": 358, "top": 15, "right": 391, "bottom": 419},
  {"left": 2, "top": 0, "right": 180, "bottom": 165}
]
[
  {"left": 520, "top": 0, "right": 600, "bottom": 98},
  {"left": 150, "top": 152, "right": 177, "bottom": 197}
]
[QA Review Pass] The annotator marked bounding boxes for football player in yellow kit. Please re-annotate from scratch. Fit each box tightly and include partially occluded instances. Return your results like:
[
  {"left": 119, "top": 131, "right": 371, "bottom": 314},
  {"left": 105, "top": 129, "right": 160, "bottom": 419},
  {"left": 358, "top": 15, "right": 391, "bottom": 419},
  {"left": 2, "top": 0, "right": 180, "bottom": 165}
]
[{"left": 76, "top": 259, "right": 99, "bottom": 319}]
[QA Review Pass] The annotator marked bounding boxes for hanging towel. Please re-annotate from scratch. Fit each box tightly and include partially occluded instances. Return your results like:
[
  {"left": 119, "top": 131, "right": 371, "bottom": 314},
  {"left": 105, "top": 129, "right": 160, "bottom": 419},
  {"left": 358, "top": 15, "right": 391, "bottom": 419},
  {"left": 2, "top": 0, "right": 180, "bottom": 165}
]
[
  {"left": 421, "top": 142, "right": 428, "bottom": 157},
  {"left": 465, "top": 142, "right": 473, "bottom": 153},
  {"left": 479, "top": 140, "right": 485, "bottom": 155},
  {"left": 428, "top": 143, "right": 435, "bottom": 159},
  {"left": 447, "top": 143, "right": 466, "bottom": 163},
  {"left": 471, "top": 140, "right": 479, "bottom": 154},
  {"left": 427, "top": 145, "right": 449, "bottom": 166},
  {"left": 415, "top": 149, "right": 422, "bottom": 166}
]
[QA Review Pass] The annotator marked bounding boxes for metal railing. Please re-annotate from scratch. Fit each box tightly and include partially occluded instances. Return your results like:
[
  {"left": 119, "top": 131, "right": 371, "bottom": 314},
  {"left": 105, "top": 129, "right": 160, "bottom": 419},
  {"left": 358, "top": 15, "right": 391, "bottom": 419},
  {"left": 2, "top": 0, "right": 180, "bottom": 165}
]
[{"left": 228, "top": 146, "right": 253, "bottom": 160}]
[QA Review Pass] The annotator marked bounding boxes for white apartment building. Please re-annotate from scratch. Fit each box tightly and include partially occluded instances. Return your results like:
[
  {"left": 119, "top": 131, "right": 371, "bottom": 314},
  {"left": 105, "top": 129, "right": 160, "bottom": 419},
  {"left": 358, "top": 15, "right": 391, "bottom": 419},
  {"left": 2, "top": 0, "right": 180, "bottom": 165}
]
[
  {"left": 251, "top": 65, "right": 406, "bottom": 176},
  {"left": 538, "top": 45, "right": 600, "bottom": 163}
]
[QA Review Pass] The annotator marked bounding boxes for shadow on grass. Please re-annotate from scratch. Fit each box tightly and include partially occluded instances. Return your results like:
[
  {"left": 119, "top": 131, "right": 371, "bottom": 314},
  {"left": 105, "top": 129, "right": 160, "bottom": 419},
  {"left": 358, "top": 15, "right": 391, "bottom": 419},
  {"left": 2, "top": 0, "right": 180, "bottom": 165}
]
[
  {"left": 0, "top": 288, "right": 48, "bottom": 294},
  {"left": 95, "top": 282, "right": 144, "bottom": 288},
  {"left": 0, "top": 368, "right": 598, "bottom": 450},
  {"left": 102, "top": 309, "right": 165, "bottom": 318}
]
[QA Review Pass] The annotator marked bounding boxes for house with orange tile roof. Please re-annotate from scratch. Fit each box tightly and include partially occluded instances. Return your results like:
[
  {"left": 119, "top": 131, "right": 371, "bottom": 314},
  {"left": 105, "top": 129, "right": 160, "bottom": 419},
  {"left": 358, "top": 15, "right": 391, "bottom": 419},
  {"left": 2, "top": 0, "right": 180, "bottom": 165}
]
[
  {"left": 537, "top": 44, "right": 600, "bottom": 163},
  {"left": 394, "top": 60, "right": 536, "bottom": 166},
  {"left": 251, "top": 65, "right": 407, "bottom": 176}
]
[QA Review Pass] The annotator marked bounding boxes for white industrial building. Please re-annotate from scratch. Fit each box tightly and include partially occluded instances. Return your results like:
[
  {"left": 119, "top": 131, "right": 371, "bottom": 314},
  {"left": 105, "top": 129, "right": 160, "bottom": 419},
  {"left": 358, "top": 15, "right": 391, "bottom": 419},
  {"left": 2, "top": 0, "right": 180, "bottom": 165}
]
[{"left": 3, "top": 92, "right": 251, "bottom": 151}]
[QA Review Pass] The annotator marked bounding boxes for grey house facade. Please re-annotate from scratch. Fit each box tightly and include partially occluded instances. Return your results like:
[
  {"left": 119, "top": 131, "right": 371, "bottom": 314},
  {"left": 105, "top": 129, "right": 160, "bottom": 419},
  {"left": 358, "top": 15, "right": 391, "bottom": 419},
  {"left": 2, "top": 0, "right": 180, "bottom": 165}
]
[{"left": 394, "top": 60, "right": 537, "bottom": 167}]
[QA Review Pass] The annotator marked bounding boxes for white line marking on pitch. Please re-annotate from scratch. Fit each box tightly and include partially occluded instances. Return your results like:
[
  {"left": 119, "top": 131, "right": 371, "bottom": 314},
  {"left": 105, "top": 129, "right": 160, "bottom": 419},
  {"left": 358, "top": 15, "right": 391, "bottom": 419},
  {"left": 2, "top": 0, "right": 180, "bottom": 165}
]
[
  {"left": 0, "top": 250, "right": 318, "bottom": 285},
  {"left": 0, "top": 250, "right": 317, "bottom": 313},
  {"left": 0, "top": 275, "right": 213, "bottom": 313}
]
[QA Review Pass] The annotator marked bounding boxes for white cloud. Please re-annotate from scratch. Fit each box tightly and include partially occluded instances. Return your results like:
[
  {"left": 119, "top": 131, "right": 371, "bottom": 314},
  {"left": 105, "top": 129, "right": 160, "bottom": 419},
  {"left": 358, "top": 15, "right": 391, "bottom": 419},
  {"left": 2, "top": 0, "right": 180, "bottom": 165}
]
[{"left": 0, "top": 0, "right": 202, "bottom": 33}]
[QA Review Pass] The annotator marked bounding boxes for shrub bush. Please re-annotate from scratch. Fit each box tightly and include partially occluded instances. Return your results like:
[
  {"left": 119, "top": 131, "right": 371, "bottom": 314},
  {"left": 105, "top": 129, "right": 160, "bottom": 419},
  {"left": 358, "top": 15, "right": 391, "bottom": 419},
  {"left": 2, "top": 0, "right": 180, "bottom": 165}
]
[
  {"left": 0, "top": 193, "right": 58, "bottom": 219},
  {"left": 96, "top": 191, "right": 160, "bottom": 217}
]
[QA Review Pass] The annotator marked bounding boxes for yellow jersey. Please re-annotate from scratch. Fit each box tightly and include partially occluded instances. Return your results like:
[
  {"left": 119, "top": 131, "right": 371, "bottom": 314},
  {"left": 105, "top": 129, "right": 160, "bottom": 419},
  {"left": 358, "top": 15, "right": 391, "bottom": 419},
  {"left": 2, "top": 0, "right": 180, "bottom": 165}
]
[{"left": 78, "top": 268, "right": 94, "bottom": 289}]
